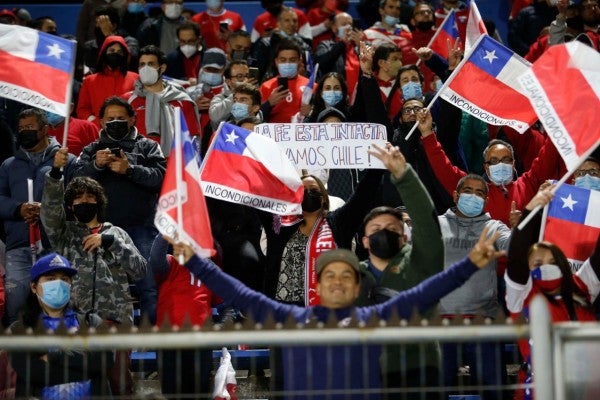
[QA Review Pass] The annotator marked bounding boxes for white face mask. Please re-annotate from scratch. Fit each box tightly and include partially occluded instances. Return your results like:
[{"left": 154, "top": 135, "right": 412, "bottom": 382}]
[
  {"left": 139, "top": 65, "right": 160, "bottom": 85},
  {"left": 164, "top": 3, "right": 182, "bottom": 19},
  {"left": 180, "top": 44, "right": 197, "bottom": 58}
]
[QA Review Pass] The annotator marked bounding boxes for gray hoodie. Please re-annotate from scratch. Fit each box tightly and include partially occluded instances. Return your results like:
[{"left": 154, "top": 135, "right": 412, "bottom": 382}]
[{"left": 438, "top": 208, "right": 511, "bottom": 318}]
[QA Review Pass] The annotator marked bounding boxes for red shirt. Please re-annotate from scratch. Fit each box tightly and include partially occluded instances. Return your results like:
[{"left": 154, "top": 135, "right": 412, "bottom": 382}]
[
  {"left": 307, "top": 7, "right": 336, "bottom": 50},
  {"left": 192, "top": 9, "right": 246, "bottom": 51},
  {"left": 48, "top": 117, "right": 100, "bottom": 157},
  {"left": 251, "top": 8, "right": 311, "bottom": 42},
  {"left": 260, "top": 74, "right": 310, "bottom": 123},
  {"left": 364, "top": 24, "right": 417, "bottom": 66}
]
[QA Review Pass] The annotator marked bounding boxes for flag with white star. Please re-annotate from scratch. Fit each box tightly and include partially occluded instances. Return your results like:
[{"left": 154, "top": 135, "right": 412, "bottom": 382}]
[
  {"left": 0, "top": 24, "right": 75, "bottom": 116},
  {"left": 438, "top": 34, "right": 537, "bottom": 133},
  {"left": 543, "top": 183, "right": 600, "bottom": 271}
]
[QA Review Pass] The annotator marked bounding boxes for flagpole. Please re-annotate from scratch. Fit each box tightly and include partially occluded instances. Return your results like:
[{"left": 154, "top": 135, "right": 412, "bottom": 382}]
[
  {"left": 198, "top": 121, "right": 224, "bottom": 174},
  {"left": 174, "top": 107, "right": 185, "bottom": 265},
  {"left": 404, "top": 34, "right": 487, "bottom": 141},
  {"left": 418, "top": 9, "right": 455, "bottom": 67},
  {"left": 61, "top": 38, "right": 77, "bottom": 149},
  {"left": 517, "top": 138, "right": 600, "bottom": 231}
]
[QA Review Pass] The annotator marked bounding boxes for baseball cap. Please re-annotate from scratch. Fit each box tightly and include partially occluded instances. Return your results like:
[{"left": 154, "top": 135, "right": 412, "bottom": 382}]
[
  {"left": 317, "top": 107, "right": 346, "bottom": 123},
  {"left": 30, "top": 253, "right": 78, "bottom": 282},
  {"left": 201, "top": 48, "right": 227, "bottom": 69},
  {"left": 315, "top": 249, "right": 360, "bottom": 276}
]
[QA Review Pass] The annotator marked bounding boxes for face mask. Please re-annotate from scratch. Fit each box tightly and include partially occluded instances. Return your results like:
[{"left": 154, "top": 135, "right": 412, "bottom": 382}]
[
  {"left": 105, "top": 120, "right": 130, "bottom": 140},
  {"left": 322, "top": 90, "right": 343, "bottom": 107},
  {"left": 456, "top": 193, "right": 485, "bottom": 217},
  {"left": 368, "top": 229, "right": 401, "bottom": 259},
  {"left": 403, "top": 223, "right": 412, "bottom": 244},
  {"left": 434, "top": 79, "right": 443, "bottom": 92},
  {"left": 164, "top": 3, "right": 182, "bottom": 19},
  {"left": 337, "top": 24, "right": 350, "bottom": 39},
  {"left": 200, "top": 71, "right": 223, "bottom": 86},
  {"left": 18, "top": 130, "right": 41, "bottom": 150},
  {"left": 139, "top": 65, "right": 160, "bottom": 85},
  {"left": 38, "top": 280, "right": 71, "bottom": 309},
  {"left": 277, "top": 62, "right": 298, "bottom": 78},
  {"left": 383, "top": 14, "right": 399, "bottom": 26},
  {"left": 301, "top": 189, "right": 323, "bottom": 213},
  {"left": 415, "top": 20, "right": 435, "bottom": 31},
  {"left": 531, "top": 264, "right": 563, "bottom": 293},
  {"left": 73, "top": 202, "right": 98, "bottom": 223},
  {"left": 180, "top": 44, "right": 197, "bottom": 58},
  {"left": 401, "top": 81, "right": 422, "bottom": 101},
  {"left": 574, "top": 174, "right": 600, "bottom": 191},
  {"left": 46, "top": 112, "right": 65, "bottom": 127},
  {"left": 231, "top": 102, "right": 250, "bottom": 120},
  {"left": 231, "top": 49, "right": 249, "bottom": 61},
  {"left": 105, "top": 52, "right": 125, "bottom": 69},
  {"left": 128, "top": 2, "right": 145, "bottom": 13},
  {"left": 206, "top": 0, "right": 221, "bottom": 10},
  {"left": 488, "top": 163, "right": 514, "bottom": 185}
]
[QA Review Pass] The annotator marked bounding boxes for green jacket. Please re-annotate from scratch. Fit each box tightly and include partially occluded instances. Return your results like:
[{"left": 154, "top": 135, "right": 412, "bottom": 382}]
[{"left": 355, "top": 164, "right": 444, "bottom": 372}]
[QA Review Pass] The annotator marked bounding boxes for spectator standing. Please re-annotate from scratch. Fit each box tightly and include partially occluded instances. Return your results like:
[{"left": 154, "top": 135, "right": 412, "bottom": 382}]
[
  {"left": 191, "top": 0, "right": 246, "bottom": 51},
  {"left": 138, "top": 0, "right": 186, "bottom": 55}
]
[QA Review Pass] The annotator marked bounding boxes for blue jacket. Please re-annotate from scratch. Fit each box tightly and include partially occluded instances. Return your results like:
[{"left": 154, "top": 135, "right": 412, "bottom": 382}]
[
  {"left": 0, "top": 138, "right": 75, "bottom": 251},
  {"left": 184, "top": 253, "right": 479, "bottom": 399}
]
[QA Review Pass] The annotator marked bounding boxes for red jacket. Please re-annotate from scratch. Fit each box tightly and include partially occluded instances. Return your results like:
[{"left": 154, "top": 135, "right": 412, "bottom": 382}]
[{"left": 48, "top": 117, "right": 100, "bottom": 157}]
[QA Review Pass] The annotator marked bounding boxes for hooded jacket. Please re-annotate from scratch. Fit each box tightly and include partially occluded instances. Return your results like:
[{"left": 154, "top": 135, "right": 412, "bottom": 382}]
[{"left": 438, "top": 208, "right": 511, "bottom": 317}]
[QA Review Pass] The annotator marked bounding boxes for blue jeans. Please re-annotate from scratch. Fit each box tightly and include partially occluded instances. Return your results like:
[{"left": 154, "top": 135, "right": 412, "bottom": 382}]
[
  {"left": 4, "top": 247, "right": 36, "bottom": 325},
  {"left": 123, "top": 225, "right": 158, "bottom": 325}
]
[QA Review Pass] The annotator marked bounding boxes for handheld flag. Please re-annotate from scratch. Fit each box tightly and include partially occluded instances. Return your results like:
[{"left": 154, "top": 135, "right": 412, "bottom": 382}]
[
  {"left": 0, "top": 25, "right": 75, "bottom": 116},
  {"left": 465, "top": 0, "right": 488, "bottom": 52},
  {"left": 200, "top": 123, "right": 304, "bottom": 215},
  {"left": 154, "top": 109, "right": 215, "bottom": 258},
  {"left": 428, "top": 10, "right": 459, "bottom": 60},
  {"left": 213, "top": 348, "right": 237, "bottom": 400},
  {"left": 302, "top": 62, "right": 319, "bottom": 105},
  {"left": 518, "top": 41, "right": 600, "bottom": 171},
  {"left": 541, "top": 183, "right": 600, "bottom": 271},
  {"left": 439, "top": 35, "right": 537, "bottom": 133}
]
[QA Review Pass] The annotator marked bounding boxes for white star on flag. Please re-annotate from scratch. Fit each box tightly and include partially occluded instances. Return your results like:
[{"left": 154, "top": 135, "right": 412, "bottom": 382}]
[
  {"left": 225, "top": 131, "right": 239, "bottom": 145},
  {"left": 560, "top": 194, "right": 578, "bottom": 211},
  {"left": 483, "top": 50, "right": 497, "bottom": 63},
  {"left": 46, "top": 43, "right": 65, "bottom": 59}
]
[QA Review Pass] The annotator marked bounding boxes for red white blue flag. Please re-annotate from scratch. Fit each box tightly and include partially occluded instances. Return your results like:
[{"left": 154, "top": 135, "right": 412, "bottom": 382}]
[
  {"left": 200, "top": 123, "right": 304, "bottom": 215},
  {"left": 0, "top": 25, "right": 75, "bottom": 116},
  {"left": 155, "top": 109, "right": 215, "bottom": 258},
  {"left": 465, "top": 0, "right": 488, "bottom": 52},
  {"left": 542, "top": 183, "right": 600, "bottom": 271},
  {"left": 439, "top": 35, "right": 537, "bottom": 133},
  {"left": 428, "top": 10, "right": 460, "bottom": 59},
  {"left": 518, "top": 41, "right": 600, "bottom": 171}
]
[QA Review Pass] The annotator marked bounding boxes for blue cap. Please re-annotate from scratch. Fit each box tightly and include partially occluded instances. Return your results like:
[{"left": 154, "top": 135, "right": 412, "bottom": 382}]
[{"left": 30, "top": 253, "right": 77, "bottom": 282}]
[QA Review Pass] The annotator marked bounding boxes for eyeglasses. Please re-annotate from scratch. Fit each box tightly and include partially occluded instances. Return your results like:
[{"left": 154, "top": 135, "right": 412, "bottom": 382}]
[
  {"left": 414, "top": 10, "right": 433, "bottom": 16},
  {"left": 401, "top": 106, "right": 423, "bottom": 115},
  {"left": 484, "top": 157, "right": 514, "bottom": 165},
  {"left": 574, "top": 168, "right": 600, "bottom": 177}
]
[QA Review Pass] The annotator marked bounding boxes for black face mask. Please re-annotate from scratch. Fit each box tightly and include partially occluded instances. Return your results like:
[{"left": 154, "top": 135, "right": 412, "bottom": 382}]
[
  {"left": 18, "top": 130, "right": 42, "bottom": 150},
  {"left": 73, "top": 203, "right": 98, "bottom": 223},
  {"left": 415, "top": 20, "right": 435, "bottom": 32},
  {"left": 105, "top": 52, "right": 125, "bottom": 69},
  {"left": 301, "top": 189, "right": 323, "bottom": 213},
  {"left": 368, "top": 229, "right": 401, "bottom": 259},
  {"left": 105, "top": 120, "right": 130, "bottom": 140},
  {"left": 231, "top": 49, "right": 249, "bottom": 61}
]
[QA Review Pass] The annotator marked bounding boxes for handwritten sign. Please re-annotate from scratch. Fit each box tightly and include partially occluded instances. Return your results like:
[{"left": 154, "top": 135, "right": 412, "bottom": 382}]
[{"left": 253, "top": 123, "right": 388, "bottom": 169}]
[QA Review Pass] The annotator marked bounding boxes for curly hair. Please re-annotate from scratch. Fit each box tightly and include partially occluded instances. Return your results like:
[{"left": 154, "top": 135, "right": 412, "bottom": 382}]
[{"left": 64, "top": 177, "right": 108, "bottom": 222}]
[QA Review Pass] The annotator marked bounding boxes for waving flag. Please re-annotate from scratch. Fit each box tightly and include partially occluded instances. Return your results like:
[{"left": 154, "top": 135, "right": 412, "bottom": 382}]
[
  {"left": 518, "top": 41, "right": 600, "bottom": 171},
  {"left": 155, "top": 109, "right": 215, "bottom": 258},
  {"left": 200, "top": 123, "right": 303, "bottom": 215},
  {"left": 428, "top": 10, "right": 459, "bottom": 60},
  {"left": 465, "top": 0, "right": 488, "bottom": 52},
  {"left": 439, "top": 35, "right": 537, "bottom": 133},
  {"left": 542, "top": 183, "right": 600, "bottom": 271},
  {"left": 0, "top": 24, "right": 75, "bottom": 116},
  {"left": 301, "top": 62, "right": 319, "bottom": 105}
]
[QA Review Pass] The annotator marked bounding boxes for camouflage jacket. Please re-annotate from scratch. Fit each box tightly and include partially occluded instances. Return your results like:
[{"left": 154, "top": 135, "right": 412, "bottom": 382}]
[{"left": 40, "top": 173, "right": 147, "bottom": 323}]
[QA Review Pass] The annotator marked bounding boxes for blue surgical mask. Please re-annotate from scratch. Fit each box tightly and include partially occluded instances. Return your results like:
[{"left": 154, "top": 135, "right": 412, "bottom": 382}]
[
  {"left": 321, "top": 90, "right": 343, "bottom": 106},
  {"left": 383, "top": 14, "right": 399, "bottom": 26},
  {"left": 488, "top": 163, "right": 514, "bottom": 185},
  {"left": 434, "top": 79, "right": 443, "bottom": 92},
  {"left": 401, "top": 81, "right": 422, "bottom": 101},
  {"left": 277, "top": 62, "right": 298, "bottom": 78},
  {"left": 206, "top": 0, "right": 221, "bottom": 10},
  {"left": 456, "top": 193, "right": 485, "bottom": 217},
  {"left": 127, "top": 2, "right": 144, "bottom": 13},
  {"left": 231, "top": 102, "right": 250, "bottom": 120},
  {"left": 46, "top": 111, "right": 65, "bottom": 126},
  {"left": 200, "top": 71, "right": 223, "bottom": 86},
  {"left": 38, "top": 280, "right": 71, "bottom": 309},
  {"left": 337, "top": 25, "right": 350, "bottom": 39},
  {"left": 574, "top": 174, "right": 600, "bottom": 191}
]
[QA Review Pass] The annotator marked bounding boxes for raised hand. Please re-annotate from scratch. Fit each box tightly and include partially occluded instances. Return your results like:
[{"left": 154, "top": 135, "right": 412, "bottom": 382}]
[
  {"left": 359, "top": 41, "right": 374, "bottom": 75},
  {"left": 368, "top": 143, "right": 407, "bottom": 179},
  {"left": 468, "top": 225, "right": 506, "bottom": 268},
  {"left": 447, "top": 38, "right": 463, "bottom": 70}
]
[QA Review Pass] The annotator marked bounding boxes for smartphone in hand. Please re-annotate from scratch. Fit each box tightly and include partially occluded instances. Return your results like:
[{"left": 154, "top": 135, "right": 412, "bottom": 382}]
[
  {"left": 110, "top": 148, "right": 121, "bottom": 157},
  {"left": 277, "top": 76, "right": 288, "bottom": 90}
]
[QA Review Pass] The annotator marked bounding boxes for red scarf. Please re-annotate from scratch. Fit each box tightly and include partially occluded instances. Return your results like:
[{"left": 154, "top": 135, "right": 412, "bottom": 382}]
[{"left": 305, "top": 216, "right": 336, "bottom": 306}]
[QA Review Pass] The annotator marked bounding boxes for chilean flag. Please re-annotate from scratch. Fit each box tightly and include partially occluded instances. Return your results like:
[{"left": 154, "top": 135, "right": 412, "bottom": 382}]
[
  {"left": 542, "top": 184, "right": 600, "bottom": 271},
  {"left": 0, "top": 24, "right": 75, "bottom": 116},
  {"left": 154, "top": 109, "right": 215, "bottom": 258},
  {"left": 200, "top": 123, "right": 303, "bottom": 215},
  {"left": 464, "top": 0, "right": 488, "bottom": 52},
  {"left": 439, "top": 35, "right": 537, "bottom": 133},
  {"left": 428, "top": 10, "right": 459, "bottom": 59},
  {"left": 518, "top": 41, "right": 600, "bottom": 171}
]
